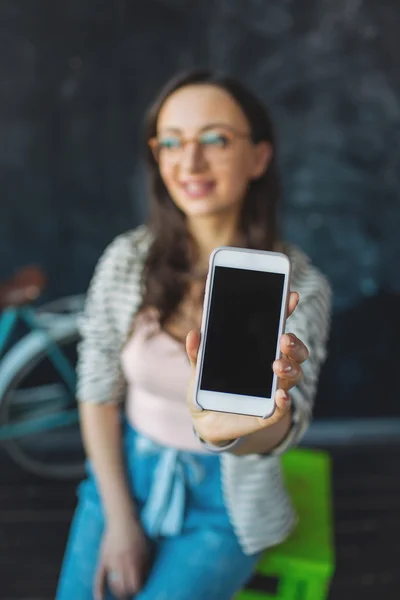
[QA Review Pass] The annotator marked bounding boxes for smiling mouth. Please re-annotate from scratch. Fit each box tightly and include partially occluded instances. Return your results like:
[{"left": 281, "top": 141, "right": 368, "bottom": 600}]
[{"left": 180, "top": 181, "right": 216, "bottom": 198}]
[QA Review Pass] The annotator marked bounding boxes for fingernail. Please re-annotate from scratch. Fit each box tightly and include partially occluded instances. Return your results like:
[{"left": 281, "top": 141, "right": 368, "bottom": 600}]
[
  {"left": 282, "top": 363, "right": 293, "bottom": 372},
  {"left": 285, "top": 334, "right": 295, "bottom": 347}
]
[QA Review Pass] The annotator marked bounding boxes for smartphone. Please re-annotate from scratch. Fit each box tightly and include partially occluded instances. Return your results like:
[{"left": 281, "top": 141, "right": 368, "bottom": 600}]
[{"left": 193, "top": 246, "right": 291, "bottom": 419}]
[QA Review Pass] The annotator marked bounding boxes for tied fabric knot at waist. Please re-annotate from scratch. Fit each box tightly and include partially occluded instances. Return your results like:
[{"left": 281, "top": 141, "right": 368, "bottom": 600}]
[{"left": 134, "top": 435, "right": 206, "bottom": 538}]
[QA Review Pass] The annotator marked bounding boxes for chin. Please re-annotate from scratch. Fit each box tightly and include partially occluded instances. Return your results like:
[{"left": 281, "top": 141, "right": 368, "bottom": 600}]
[{"left": 175, "top": 197, "right": 239, "bottom": 219}]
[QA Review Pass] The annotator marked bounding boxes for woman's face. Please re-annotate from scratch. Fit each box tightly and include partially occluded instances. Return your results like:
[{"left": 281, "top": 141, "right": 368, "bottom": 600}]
[{"left": 154, "top": 84, "right": 271, "bottom": 222}]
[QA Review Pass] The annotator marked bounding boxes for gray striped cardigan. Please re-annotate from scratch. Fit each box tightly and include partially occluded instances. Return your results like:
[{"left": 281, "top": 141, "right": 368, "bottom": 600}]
[{"left": 76, "top": 225, "right": 332, "bottom": 555}]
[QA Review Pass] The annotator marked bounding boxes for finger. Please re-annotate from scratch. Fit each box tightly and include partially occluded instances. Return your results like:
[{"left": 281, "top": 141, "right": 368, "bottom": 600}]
[
  {"left": 108, "top": 570, "right": 127, "bottom": 600},
  {"left": 279, "top": 333, "right": 309, "bottom": 364},
  {"left": 275, "top": 388, "right": 292, "bottom": 413},
  {"left": 273, "top": 359, "right": 303, "bottom": 391},
  {"left": 122, "top": 553, "right": 141, "bottom": 594},
  {"left": 106, "top": 556, "right": 129, "bottom": 599},
  {"left": 186, "top": 329, "right": 201, "bottom": 369},
  {"left": 120, "top": 563, "right": 131, "bottom": 597},
  {"left": 266, "top": 388, "right": 292, "bottom": 426},
  {"left": 94, "top": 561, "right": 106, "bottom": 600},
  {"left": 286, "top": 291, "right": 300, "bottom": 318}
]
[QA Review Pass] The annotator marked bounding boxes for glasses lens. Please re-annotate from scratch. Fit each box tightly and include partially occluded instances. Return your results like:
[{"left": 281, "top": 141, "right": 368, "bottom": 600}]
[
  {"left": 156, "top": 136, "right": 182, "bottom": 162},
  {"left": 199, "top": 130, "right": 233, "bottom": 161}
]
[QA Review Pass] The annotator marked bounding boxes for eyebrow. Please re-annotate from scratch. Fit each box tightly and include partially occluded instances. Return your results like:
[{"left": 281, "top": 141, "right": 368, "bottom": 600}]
[{"left": 157, "top": 122, "right": 240, "bottom": 135}]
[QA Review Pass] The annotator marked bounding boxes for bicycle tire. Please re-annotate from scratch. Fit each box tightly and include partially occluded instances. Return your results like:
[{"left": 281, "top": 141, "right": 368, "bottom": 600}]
[{"left": 0, "top": 329, "right": 85, "bottom": 479}]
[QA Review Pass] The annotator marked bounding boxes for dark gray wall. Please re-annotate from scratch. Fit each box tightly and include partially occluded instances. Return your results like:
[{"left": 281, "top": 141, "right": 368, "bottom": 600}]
[{"left": 1, "top": 0, "right": 399, "bottom": 418}]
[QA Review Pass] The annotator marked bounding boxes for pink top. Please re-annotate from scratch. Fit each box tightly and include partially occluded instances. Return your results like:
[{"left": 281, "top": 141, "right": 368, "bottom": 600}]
[{"left": 121, "top": 311, "right": 207, "bottom": 452}]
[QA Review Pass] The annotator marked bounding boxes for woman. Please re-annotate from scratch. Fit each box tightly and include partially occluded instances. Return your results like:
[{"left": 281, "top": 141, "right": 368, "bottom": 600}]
[{"left": 56, "top": 69, "right": 331, "bottom": 600}]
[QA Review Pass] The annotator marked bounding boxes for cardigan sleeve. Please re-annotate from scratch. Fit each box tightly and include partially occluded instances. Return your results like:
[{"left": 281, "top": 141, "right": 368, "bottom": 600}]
[
  {"left": 270, "top": 263, "right": 332, "bottom": 455},
  {"left": 75, "top": 234, "right": 133, "bottom": 405}
]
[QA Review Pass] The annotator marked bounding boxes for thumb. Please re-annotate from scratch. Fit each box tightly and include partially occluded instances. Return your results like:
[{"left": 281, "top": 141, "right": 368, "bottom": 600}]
[
  {"left": 186, "top": 329, "right": 201, "bottom": 369},
  {"left": 94, "top": 560, "right": 106, "bottom": 600}
]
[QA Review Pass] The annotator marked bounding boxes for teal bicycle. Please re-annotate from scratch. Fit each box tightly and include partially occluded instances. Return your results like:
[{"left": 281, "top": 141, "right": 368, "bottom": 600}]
[{"left": 0, "top": 266, "right": 85, "bottom": 479}]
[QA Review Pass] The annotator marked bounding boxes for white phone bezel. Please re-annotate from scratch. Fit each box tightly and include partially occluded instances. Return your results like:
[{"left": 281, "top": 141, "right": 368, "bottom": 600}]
[{"left": 193, "top": 246, "right": 291, "bottom": 419}]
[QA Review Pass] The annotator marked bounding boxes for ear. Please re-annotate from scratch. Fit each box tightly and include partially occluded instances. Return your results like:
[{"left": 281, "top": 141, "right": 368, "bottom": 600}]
[{"left": 250, "top": 142, "right": 273, "bottom": 179}]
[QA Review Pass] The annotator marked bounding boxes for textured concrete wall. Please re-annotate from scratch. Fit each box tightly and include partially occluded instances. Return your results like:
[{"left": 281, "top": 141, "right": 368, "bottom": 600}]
[{"left": 1, "top": 0, "right": 399, "bottom": 417}]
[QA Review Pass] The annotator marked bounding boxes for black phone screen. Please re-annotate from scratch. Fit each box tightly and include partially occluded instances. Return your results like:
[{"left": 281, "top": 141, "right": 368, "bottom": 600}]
[{"left": 200, "top": 266, "right": 285, "bottom": 398}]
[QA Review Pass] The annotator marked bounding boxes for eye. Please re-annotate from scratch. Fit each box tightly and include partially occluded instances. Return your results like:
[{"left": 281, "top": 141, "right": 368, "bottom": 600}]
[
  {"left": 200, "top": 131, "right": 231, "bottom": 148},
  {"left": 158, "top": 136, "right": 182, "bottom": 151}
]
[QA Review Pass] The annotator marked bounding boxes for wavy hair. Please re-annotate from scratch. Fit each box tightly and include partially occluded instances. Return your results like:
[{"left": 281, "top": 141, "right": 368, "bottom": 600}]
[{"left": 139, "top": 69, "right": 282, "bottom": 327}]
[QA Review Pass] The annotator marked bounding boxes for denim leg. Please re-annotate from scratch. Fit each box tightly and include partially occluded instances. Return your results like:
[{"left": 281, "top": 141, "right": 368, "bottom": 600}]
[
  {"left": 55, "top": 477, "right": 115, "bottom": 600},
  {"left": 136, "top": 527, "right": 261, "bottom": 600},
  {"left": 56, "top": 427, "right": 259, "bottom": 600}
]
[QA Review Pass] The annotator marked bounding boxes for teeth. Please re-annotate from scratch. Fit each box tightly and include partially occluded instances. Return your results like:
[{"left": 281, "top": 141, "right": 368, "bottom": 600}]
[{"left": 186, "top": 183, "right": 209, "bottom": 193}]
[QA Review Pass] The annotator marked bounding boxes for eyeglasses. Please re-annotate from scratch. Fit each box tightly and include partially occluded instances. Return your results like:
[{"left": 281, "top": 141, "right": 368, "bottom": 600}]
[{"left": 148, "top": 126, "right": 251, "bottom": 165}]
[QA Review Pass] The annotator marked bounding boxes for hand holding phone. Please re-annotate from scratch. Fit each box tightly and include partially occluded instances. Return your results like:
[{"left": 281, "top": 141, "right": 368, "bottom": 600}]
[{"left": 186, "top": 246, "right": 308, "bottom": 446}]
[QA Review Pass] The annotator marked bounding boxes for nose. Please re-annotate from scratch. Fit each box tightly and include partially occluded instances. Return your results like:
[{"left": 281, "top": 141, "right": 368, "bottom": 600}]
[{"left": 179, "top": 140, "right": 207, "bottom": 173}]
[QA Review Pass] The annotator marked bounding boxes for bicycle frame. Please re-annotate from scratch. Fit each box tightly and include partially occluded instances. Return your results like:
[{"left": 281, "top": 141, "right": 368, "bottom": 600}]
[
  {"left": 0, "top": 305, "right": 78, "bottom": 440},
  {"left": 0, "top": 307, "right": 18, "bottom": 354},
  {"left": 0, "top": 306, "right": 76, "bottom": 392}
]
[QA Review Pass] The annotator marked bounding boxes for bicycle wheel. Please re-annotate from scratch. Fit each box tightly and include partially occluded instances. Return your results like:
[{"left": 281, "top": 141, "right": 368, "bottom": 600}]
[{"left": 0, "top": 329, "right": 85, "bottom": 479}]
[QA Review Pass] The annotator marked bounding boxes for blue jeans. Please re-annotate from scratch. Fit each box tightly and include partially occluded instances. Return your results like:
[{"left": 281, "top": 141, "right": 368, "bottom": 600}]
[{"left": 56, "top": 422, "right": 260, "bottom": 600}]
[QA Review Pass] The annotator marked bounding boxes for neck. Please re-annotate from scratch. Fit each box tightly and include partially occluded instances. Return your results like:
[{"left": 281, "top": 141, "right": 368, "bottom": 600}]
[{"left": 188, "top": 213, "right": 241, "bottom": 271}]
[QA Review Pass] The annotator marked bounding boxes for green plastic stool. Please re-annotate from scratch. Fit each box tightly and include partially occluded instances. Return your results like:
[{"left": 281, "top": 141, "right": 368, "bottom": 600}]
[{"left": 236, "top": 449, "right": 335, "bottom": 600}]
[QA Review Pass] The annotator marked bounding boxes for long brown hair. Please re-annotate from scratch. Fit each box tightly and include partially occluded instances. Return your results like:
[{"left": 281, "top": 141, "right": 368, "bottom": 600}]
[{"left": 139, "top": 69, "right": 282, "bottom": 327}]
